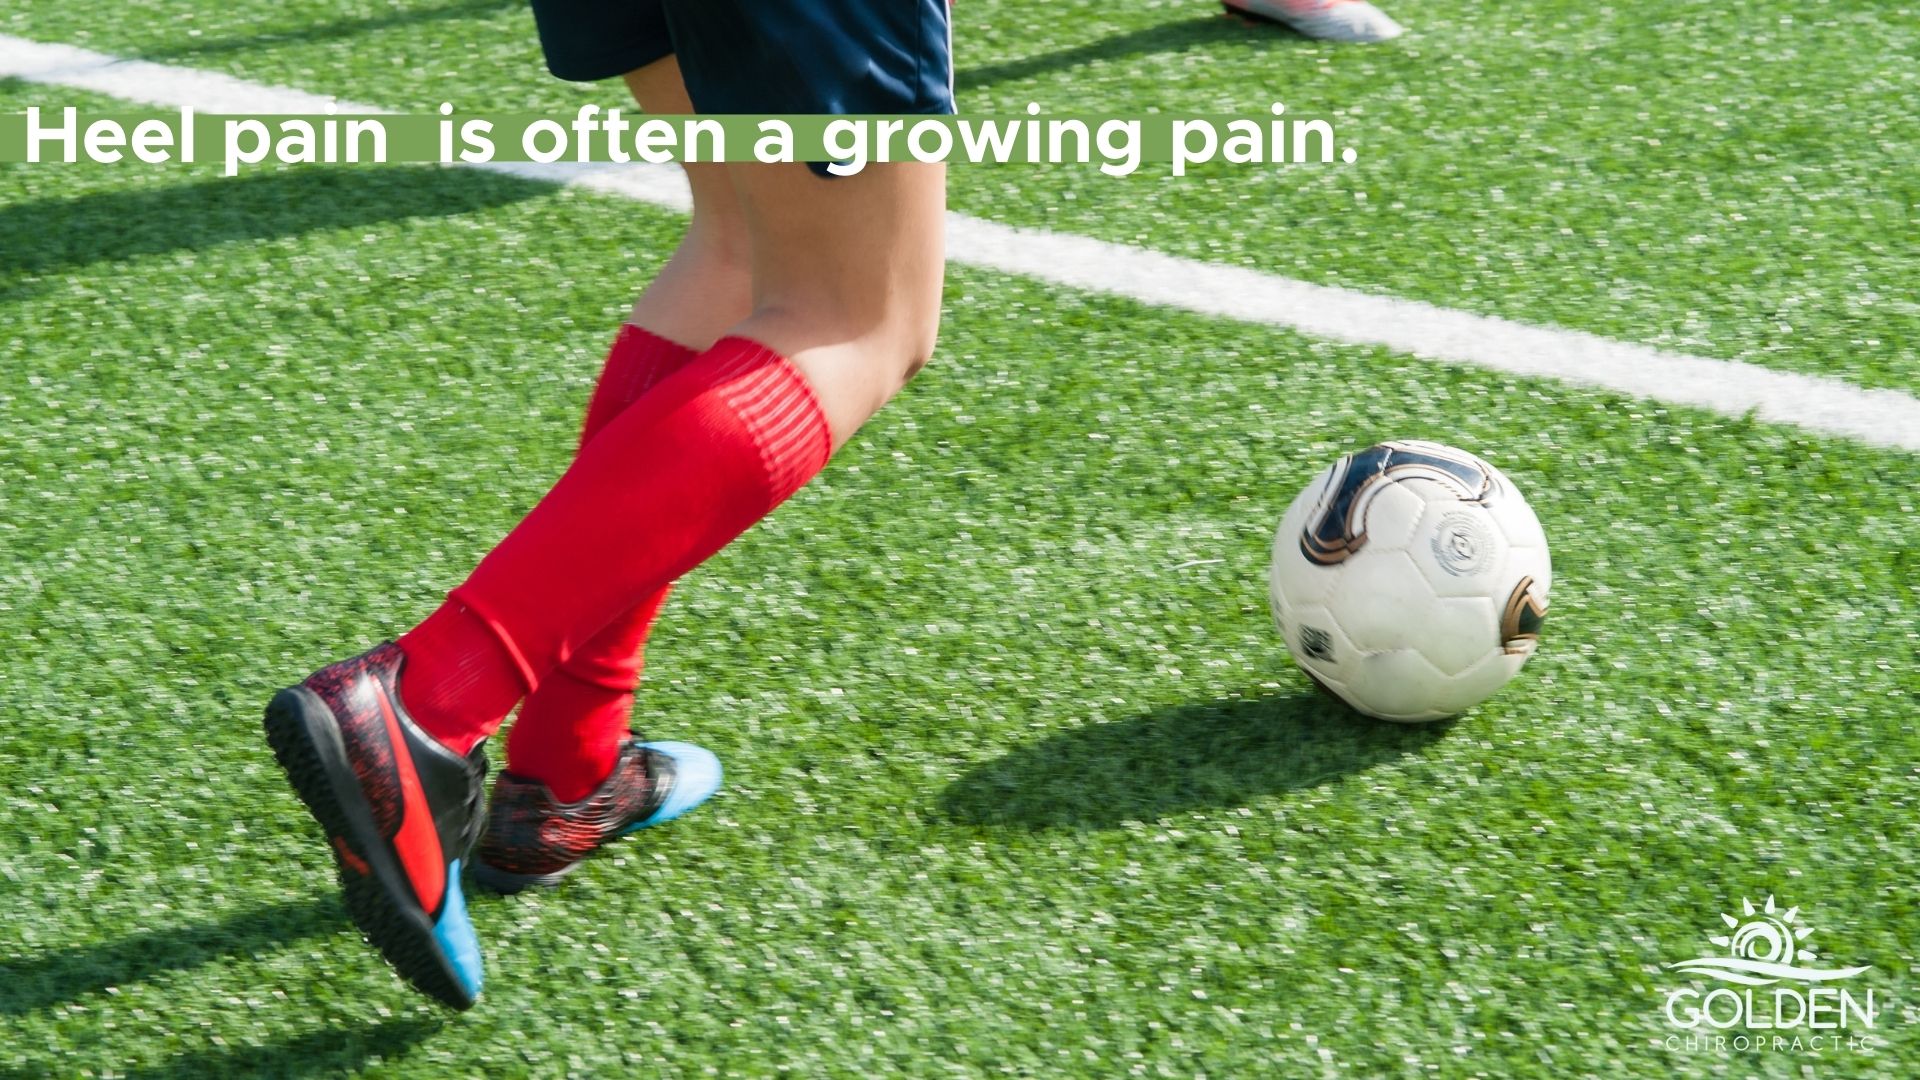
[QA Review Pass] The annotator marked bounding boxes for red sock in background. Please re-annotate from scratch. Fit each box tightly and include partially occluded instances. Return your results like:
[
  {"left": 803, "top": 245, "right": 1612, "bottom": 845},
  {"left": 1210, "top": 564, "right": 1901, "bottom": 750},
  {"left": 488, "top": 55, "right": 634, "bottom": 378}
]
[
  {"left": 505, "top": 590, "right": 671, "bottom": 801},
  {"left": 398, "top": 337, "right": 833, "bottom": 755},
  {"left": 505, "top": 325, "right": 695, "bottom": 801},
  {"left": 578, "top": 324, "right": 700, "bottom": 445}
]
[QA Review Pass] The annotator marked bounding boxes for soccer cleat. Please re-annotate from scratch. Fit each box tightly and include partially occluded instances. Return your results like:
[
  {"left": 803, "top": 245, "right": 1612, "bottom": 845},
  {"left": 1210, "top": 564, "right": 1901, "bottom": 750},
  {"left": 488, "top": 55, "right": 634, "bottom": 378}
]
[
  {"left": 262, "top": 643, "right": 489, "bottom": 1010},
  {"left": 472, "top": 736, "right": 722, "bottom": 893},
  {"left": 1223, "top": 0, "right": 1405, "bottom": 43}
]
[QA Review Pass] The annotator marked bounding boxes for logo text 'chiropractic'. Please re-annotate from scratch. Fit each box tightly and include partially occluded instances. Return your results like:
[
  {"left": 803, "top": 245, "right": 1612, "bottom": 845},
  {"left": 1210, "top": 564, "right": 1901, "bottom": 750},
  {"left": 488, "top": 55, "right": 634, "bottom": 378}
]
[{"left": 1659, "top": 895, "right": 1878, "bottom": 1055}]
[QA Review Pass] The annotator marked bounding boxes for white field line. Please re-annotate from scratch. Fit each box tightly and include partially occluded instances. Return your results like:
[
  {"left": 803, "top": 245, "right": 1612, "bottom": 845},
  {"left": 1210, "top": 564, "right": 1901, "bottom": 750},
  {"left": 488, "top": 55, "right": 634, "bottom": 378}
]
[{"left": 4, "top": 34, "right": 1916, "bottom": 452}]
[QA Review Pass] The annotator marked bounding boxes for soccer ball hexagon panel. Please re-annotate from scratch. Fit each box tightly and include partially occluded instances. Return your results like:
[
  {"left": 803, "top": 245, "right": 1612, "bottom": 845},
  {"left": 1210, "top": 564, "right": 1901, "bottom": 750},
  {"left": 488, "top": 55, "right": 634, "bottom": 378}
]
[{"left": 1269, "top": 440, "right": 1552, "bottom": 723}]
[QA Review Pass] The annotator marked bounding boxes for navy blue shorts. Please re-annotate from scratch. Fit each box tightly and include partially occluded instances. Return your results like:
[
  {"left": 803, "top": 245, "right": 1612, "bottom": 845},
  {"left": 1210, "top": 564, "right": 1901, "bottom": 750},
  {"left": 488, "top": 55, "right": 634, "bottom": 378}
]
[{"left": 529, "top": 0, "right": 954, "bottom": 117}]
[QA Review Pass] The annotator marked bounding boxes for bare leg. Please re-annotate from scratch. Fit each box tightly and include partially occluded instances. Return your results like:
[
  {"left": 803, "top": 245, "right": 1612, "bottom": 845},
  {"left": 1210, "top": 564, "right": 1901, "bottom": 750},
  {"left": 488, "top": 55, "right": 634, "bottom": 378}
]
[
  {"left": 724, "top": 161, "right": 947, "bottom": 448},
  {"left": 620, "top": 57, "right": 751, "bottom": 347},
  {"left": 498, "top": 57, "right": 755, "bottom": 804},
  {"left": 408, "top": 161, "right": 948, "bottom": 778}
]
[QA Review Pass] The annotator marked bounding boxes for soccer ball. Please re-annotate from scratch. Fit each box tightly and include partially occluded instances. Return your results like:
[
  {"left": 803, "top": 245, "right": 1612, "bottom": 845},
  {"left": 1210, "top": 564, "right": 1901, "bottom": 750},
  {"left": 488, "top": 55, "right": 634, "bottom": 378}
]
[{"left": 1268, "top": 440, "right": 1551, "bottom": 722}]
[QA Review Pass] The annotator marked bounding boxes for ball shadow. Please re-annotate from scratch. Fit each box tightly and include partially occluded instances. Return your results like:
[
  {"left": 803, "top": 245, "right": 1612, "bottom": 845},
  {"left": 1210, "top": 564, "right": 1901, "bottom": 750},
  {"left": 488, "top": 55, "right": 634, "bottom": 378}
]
[{"left": 938, "top": 689, "right": 1450, "bottom": 830}]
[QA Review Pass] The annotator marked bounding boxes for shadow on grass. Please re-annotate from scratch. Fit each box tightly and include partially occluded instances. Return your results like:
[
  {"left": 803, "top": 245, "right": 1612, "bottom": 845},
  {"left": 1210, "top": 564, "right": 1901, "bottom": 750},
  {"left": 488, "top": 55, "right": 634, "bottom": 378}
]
[
  {"left": 138, "top": 0, "right": 522, "bottom": 62},
  {"left": 958, "top": 15, "right": 1279, "bottom": 95},
  {"left": 0, "top": 895, "right": 345, "bottom": 1016},
  {"left": 0, "top": 166, "right": 549, "bottom": 287},
  {"left": 939, "top": 689, "right": 1450, "bottom": 829},
  {"left": 0, "top": 1016, "right": 441, "bottom": 1080}
]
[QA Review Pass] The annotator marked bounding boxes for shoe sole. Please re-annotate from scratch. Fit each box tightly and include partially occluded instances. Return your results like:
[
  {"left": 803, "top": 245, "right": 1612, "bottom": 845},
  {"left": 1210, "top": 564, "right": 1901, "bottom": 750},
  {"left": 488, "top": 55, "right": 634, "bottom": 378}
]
[
  {"left": 470, "top": 859, "right": 581, "bottom": 894},
  {"left": 264, "top": 685, "right": 478, "bottom": 1009}
]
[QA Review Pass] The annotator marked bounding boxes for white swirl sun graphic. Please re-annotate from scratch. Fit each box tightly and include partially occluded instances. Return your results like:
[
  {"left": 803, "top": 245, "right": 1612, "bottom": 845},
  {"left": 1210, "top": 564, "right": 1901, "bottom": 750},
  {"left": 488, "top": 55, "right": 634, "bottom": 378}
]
[{"left": 1709, "top": 895, "right": 1818, "bottom": 965}]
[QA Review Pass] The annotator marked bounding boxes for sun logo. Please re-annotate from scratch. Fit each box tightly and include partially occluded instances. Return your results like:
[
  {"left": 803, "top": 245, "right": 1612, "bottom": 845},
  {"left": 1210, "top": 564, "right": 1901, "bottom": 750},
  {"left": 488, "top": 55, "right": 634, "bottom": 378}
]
[
  {"left": 1709, "top": 896, "right": 1818, "bottom": 968},
  {"left": 1666, "top": 895, "right": 1868, "bottom": 986}
]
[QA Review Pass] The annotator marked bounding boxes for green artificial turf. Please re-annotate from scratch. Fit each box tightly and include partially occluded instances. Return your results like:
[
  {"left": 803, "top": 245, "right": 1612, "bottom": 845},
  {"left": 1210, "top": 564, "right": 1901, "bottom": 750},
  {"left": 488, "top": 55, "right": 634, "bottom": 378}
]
[
  {"left": 1, "top": 22, "right": 1917, "bottom": 1080},
  {"left": 6, "top": 0, "right": 1918, "bottom": 394}
]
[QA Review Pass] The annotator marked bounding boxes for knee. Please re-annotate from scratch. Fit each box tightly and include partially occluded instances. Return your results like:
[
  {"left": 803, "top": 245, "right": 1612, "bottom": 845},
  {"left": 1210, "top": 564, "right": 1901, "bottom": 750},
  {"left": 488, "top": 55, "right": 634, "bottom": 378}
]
[
  {"left": 855, "top": 317, "right": 936, "bottom": 423},
  {"left": 878, "top": 269, "right": 943, "bottom": 386},
  {"left": 853, "top": 300, "right": 939, "bottom": 403},
  {"left": 767, "top": 287, "right": 939, "bottom": 390},
  {"left": 894, "top": 312, "right": 939, "bottom": 387}
]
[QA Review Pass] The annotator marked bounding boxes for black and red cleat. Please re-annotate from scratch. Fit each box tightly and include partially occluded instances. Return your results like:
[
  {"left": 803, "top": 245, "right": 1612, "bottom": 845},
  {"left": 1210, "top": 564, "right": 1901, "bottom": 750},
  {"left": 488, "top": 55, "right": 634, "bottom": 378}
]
[
  {"left": 472, "top": 735, "right": 721, "bottom": 893},
  {"left": 262, "top": 643, "right": 488, "bottom": 1010}
]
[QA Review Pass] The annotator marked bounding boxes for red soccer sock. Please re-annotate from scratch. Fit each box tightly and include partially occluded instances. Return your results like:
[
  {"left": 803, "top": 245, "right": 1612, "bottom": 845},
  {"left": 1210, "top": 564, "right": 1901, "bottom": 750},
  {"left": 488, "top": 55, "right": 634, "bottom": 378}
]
[
  {"left": 506, "top": 589, "right": 671, "bottom": 801},
  {"left": 399, "top": 336, "right": 833, "bottom": 755},
  {"left": 505, "top": 325, "right": 695, "bottom": 801},
  {"left": 578, "top": 323, "right": 700, "bottom": 445},
  {"left": 395, "top": 599, "right": 525, "bottom": 748}
]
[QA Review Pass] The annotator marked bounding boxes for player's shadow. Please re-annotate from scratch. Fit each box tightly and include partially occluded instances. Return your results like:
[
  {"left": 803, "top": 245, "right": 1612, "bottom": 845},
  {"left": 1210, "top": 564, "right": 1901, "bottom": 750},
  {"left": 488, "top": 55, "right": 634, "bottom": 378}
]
[
  {"left": 0, "top": 895, "right": 457, "bottom": 1073},
  {"left": 0, "top": 894, "right": 345, "bottom": 1016},
  {"left": 0, "top": 1015, "right": 441, "bottom": 1080},
  {"left": 958, "top": 15, "right": 1282, "bottom": 95},
  {"left": 136, "top": 0, "right": 521, "bottom": 62},
  {"left": 0, "top": 166, "right": 548, "bottom": 294},
  {"left": 939, "top": 690, "right": 1449, "bottom": 829}
]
